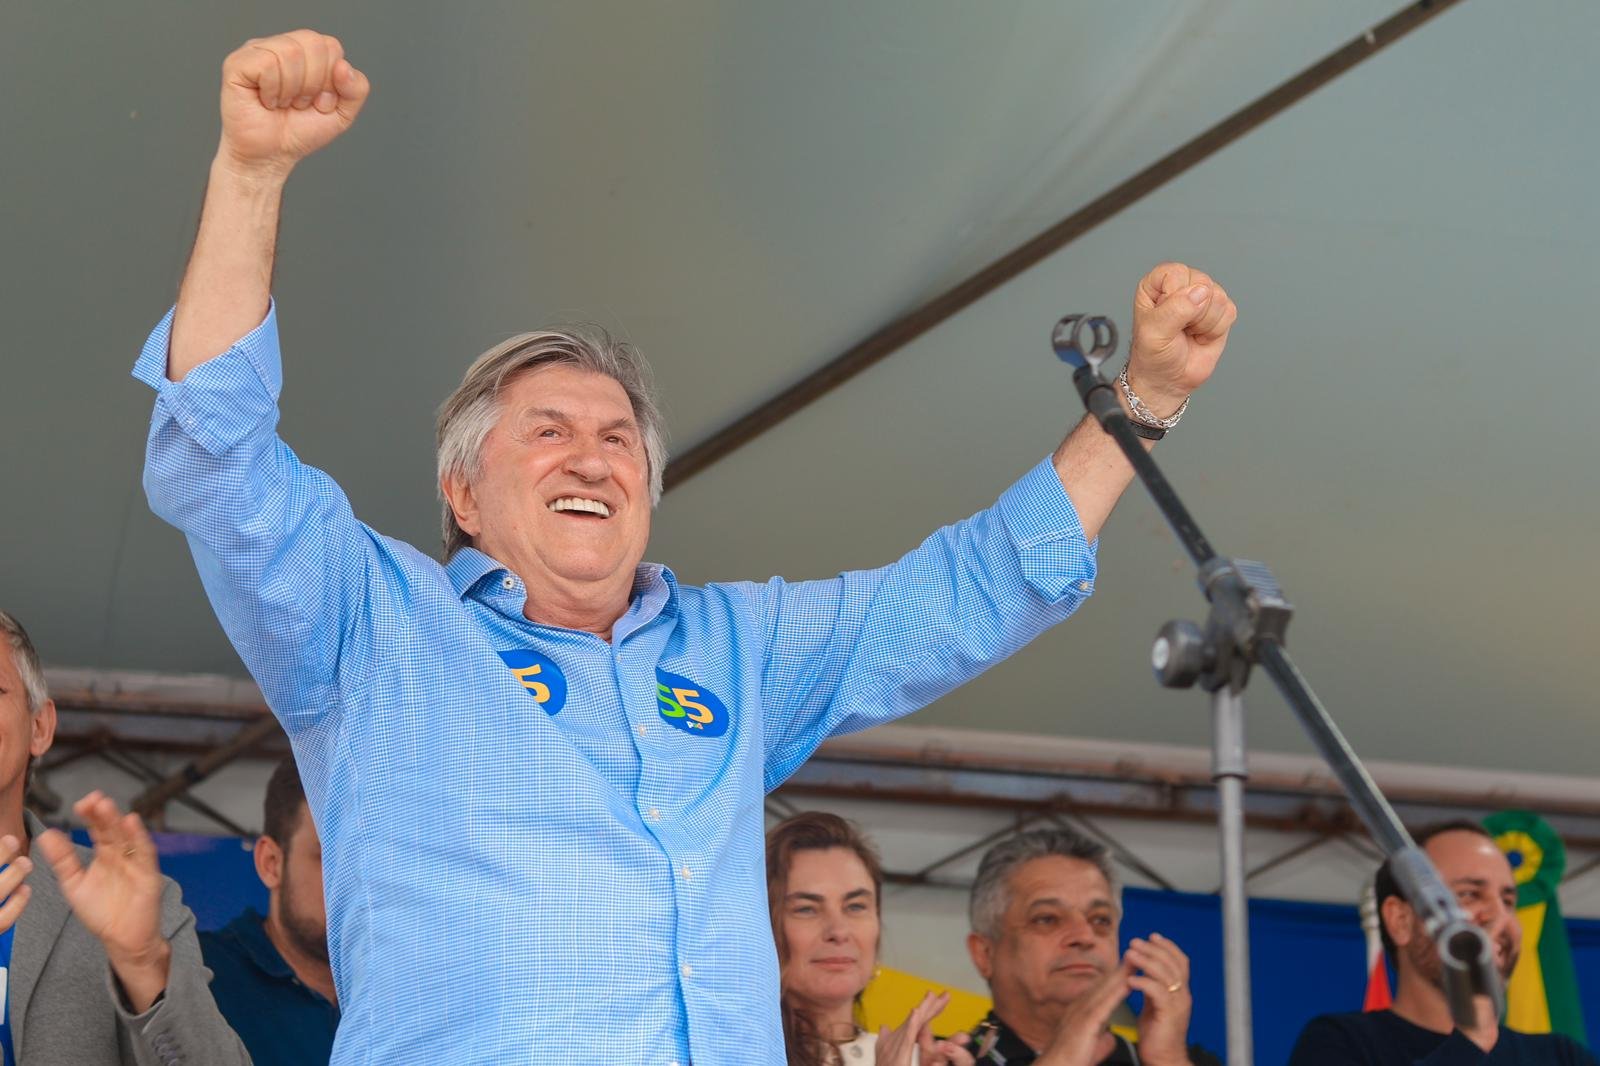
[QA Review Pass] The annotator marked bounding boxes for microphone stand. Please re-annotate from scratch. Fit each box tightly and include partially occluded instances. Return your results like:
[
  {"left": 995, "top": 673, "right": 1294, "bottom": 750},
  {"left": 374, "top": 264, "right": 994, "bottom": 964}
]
[{"left": 1050, "top": 315, "right": 1503, "bottom": 1065}]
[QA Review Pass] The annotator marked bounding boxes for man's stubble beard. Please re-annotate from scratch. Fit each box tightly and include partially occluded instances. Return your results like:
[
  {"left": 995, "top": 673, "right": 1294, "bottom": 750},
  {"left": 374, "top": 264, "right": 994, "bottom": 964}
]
[{"left": 278, "top": 854, "right": 331, "bottom": 966}]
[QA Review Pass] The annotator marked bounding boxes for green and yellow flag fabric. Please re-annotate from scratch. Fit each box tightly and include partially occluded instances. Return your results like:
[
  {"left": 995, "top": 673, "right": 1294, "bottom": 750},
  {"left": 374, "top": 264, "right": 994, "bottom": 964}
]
[{"left": 1484, "top": 810, "right": 1587, "bottom": 1041}]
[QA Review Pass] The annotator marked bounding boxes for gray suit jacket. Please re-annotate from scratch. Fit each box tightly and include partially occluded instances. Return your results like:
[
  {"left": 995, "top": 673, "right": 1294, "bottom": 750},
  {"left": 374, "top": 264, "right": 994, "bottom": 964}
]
[{"left": 9, "top": 811, "right": 251, "bottom": 1065}]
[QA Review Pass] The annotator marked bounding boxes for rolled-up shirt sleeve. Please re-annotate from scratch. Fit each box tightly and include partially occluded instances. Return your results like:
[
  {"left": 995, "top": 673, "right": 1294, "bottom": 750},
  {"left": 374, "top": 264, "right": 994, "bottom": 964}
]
[
  {"left": 999, "top": 455, "right": 1099, "bottom": 602},
  {"left": 132, "top": 305, "right": 283, "bottom": 456},
  {"left": 134, "top": 303, "right": 384, "bottom": 725}
]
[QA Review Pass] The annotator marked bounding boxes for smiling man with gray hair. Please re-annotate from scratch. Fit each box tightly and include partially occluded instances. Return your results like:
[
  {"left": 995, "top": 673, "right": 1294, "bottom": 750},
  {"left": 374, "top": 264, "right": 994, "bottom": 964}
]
[
  {"left": 0, "top": 611, "right": 249, "bottom": 1064},
  {"left": 964, "top": 828, "right": 1219, "bottom": 1066},
  {"left": 134, "top": 29, "right": 1238, "bottom": 1065}
]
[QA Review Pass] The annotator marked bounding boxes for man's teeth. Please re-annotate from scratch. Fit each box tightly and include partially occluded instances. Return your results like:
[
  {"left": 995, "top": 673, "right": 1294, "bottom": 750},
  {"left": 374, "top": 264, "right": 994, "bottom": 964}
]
[{"left": 549, "top": 497, "right": 612, "bottom": 518}]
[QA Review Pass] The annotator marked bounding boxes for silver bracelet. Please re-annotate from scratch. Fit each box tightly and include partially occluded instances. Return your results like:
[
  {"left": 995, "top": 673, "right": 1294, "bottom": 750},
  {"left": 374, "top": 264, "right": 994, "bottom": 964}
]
[{"left": 1118, "top": 363, "right": 1189, "bottom": 431}]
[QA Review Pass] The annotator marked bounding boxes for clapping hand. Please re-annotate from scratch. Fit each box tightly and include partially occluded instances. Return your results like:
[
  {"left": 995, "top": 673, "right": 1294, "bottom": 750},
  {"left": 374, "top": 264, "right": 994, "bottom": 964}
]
[
  {"left": 1038, "top": 959, "right": 1134, "bottom": 1066},
  {"left": 1126, "top": 933, "right": 1194, "bottom": 1066},
  {"left": 35, "top": 792, "right": 171, "bottom": 1012},
  {"left": 0, "top": 834, "right": 34, "bottom": 934},
  {"left": 876, "top": 991, "right": 976, "bottom": 1066}
]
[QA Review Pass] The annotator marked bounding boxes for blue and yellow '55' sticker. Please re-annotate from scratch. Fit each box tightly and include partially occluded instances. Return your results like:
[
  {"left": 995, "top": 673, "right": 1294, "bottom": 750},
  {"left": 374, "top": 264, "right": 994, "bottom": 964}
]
[
  {"left": 656, "top": 669, "right": 729, "bottom": 737},
  {"left": 497, "top": 650, "right": 568, "bottom": 716}
]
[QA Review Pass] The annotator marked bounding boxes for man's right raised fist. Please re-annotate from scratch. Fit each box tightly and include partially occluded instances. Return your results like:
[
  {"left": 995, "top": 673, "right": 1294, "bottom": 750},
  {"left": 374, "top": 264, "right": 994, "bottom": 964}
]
[{"left": 218, "top": 30, "right": 370, "bottom": 175}]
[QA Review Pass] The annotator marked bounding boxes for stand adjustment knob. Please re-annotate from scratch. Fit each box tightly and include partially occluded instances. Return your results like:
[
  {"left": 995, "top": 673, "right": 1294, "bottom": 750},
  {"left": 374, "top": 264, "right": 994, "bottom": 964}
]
[{"left": 1153, "top": 620, "right": 1210, "bottom": 689}]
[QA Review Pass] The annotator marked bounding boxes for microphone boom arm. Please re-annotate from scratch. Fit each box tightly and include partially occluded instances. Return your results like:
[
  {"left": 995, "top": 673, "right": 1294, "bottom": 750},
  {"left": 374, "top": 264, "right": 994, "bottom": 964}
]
[{"left": 1051, "top": 314, "right": 1503, "bottom": 1058}]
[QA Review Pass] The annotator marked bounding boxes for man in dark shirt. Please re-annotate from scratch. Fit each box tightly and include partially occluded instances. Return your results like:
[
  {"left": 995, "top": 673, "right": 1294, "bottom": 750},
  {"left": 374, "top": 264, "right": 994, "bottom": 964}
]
[
  {"left": 964, "top": 828, "right": 1220, "bottom": 1065},
  {"left": 201, "top": 757, "right": 340, "bottom": 1065},
  {"left": 1289, "top": 821, "right": 1597, "bottom": 1065}
]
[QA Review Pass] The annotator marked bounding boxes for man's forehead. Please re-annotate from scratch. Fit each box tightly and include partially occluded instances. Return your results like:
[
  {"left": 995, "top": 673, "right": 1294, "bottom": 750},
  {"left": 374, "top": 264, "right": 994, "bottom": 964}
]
[
  {"left": 511, "top": 402, "right": 638, "bottom": 429},
  {"left": 504, "top": 364, "right": 633, "bottom": 409},
  {"left": 1426, "top": 829, "right": 1514, "bottom": 884},
  {"left": 1009, "top": 855, "right": 1113, "bottom": 906}
]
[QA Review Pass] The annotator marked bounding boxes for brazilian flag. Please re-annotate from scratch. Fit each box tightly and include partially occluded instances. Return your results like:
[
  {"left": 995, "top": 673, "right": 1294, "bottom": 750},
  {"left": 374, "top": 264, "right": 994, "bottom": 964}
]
[{"left": 1484, "top": 810, "right": 1587, "bottom": 1041}]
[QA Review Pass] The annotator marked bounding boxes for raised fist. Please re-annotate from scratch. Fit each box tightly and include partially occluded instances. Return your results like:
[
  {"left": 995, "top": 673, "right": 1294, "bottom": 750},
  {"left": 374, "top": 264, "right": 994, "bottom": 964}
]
[
  {"left": 217, "top": 29, "right": 370, "bottom": 175},
  {"left": 1125, "top": 262, "right": 1238, "bottom": 417}
]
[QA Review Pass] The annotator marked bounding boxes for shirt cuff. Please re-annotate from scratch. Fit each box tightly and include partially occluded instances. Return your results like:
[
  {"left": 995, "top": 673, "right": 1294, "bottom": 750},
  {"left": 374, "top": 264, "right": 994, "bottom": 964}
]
[
  {"left": 132, "top": 301, "right": 283, "bottom": 457},
  {"left": 105, "top": 949, "right": 215, "bottom": 1064},
  {"left": 106, "top": 962, "right": 164, "bottom": 1021},
  {"left": 995, "top": 456, "right": 1098, "bottom": 602}
]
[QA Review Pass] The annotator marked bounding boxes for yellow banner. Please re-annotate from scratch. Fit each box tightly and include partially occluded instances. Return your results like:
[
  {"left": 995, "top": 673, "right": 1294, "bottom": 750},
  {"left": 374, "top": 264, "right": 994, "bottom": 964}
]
[
  {"left": 859, "top": 966, "right": 992, "bottom": 1036},
  {"left": 859, "top": 966, "right": 1138, "bottom": 1044}
]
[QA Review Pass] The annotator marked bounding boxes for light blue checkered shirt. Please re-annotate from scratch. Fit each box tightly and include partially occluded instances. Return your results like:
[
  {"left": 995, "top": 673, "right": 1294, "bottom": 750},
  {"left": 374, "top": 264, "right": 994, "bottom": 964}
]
[{"left": 134, "top": 305, "right": 1097, "bottom": 1065}]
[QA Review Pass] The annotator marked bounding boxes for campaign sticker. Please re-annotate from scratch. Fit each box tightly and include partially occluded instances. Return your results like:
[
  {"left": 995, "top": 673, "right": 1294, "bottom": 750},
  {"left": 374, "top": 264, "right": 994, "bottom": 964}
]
[
  {"left": 655, "top": 669, "right": 730, "bottom": 738},
  {"left": 497, "top": 649, "right": 568, "bottom": 716}
]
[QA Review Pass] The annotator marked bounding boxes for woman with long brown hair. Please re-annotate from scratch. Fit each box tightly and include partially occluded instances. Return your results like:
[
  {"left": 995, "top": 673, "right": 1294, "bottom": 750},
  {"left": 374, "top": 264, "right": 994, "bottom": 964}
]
[{"left": 767, "top": 812, "right": 974, "bottom": 1066}]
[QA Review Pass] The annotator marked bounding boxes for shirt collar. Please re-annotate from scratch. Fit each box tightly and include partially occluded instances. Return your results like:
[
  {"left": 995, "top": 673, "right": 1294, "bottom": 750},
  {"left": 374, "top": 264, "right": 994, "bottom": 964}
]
[
  {"left": 973, "top": 1011, "right": 1036, "bottom": 1064},
  {"left": 616, "top": 562, "right": 677, "bottom": 640},
  {"left": 225, "top": 908, "right": 297, "bottom": 980},
  {"left": 444, "top": 549, "right": 678, "bottom": 628},
  {"left": 444, "top": 546, "right": 505, "bottom": 598},
  {"left": 973, "top": 1010, "right": 1139, "bottom": 1065}
]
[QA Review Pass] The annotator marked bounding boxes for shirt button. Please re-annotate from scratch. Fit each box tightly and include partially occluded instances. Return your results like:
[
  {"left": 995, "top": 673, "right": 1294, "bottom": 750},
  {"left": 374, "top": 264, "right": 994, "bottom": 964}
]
[
  {"left": 1079, "top": 580, "right": 1091, "bottom": 592},
  {"left": 636, "top": 723, "right": 647, "bottom": 738},
  {"left": 680, "top": 865, "right": 692, "bottom": 880},
  {"left": 681, "top": 964, "right": 693, "bottom": 978},
  {"left": 501, "top": 576, "right": 516, "bottom": 590},
  {"left": 648, "top": 808, "right": 661, "bottom": 821}
]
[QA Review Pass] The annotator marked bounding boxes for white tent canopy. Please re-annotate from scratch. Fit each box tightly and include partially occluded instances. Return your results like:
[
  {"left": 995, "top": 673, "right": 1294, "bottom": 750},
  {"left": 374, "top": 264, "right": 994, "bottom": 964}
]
[{"left": 3, "top": 2, "right": 1595, "bottom": 799}]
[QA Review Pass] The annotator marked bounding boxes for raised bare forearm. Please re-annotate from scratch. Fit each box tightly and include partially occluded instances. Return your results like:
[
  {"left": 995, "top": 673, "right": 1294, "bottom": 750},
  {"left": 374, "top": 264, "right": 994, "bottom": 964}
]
[
  {"left": 1052, "top": 412, "right": 1143, "bottom": 544},
  {"left": 168, "top": 161, "right": 286, "bottom": 381},
  {"left": 164, "top": 30, "right": 369, "bottom": 381}
]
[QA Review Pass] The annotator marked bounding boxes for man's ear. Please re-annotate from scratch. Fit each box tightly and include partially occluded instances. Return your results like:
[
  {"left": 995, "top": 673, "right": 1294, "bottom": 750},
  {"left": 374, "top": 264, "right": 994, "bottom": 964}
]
[
  {"left": 967, "top": 931, "right": 995, "bottom": 982},
  {"left": 1381, "top": 895, "right": 1416, "bottom": 949},
  {"left": 29, "top": 697, "right": 56, "bottom": 758},
  {"left": 254, "top": 834, "right": 285, "bottom": 892},
  {"left": 440, "top": 474, "right": 481, "bottom": 538}
]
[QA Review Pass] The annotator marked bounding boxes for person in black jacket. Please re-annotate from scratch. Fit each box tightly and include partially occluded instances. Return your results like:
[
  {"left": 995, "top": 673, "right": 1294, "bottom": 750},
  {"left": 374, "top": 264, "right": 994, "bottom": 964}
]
[
  {"left": 964, "top": 828, "right": 1220, "bottom": 1066},
  {"left": 1289, "top": 821, "right": 1597, "bottom": 1065}
]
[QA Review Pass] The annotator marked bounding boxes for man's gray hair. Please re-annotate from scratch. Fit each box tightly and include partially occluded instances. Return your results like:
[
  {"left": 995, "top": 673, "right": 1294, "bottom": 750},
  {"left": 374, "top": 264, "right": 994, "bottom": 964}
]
[
  {"left": 968, "top": 827, "right": 1122, "bottom": 939},
  {"left": 435, "top": 326, "right": 668, "bottom": 559},
  {"left": 0, "top": 610, "right": 50, "bottom": 713}
]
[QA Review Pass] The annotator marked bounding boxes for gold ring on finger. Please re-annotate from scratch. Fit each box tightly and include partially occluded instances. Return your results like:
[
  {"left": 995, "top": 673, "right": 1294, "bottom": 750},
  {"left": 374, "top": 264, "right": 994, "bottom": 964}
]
[{"left": 1167, "top": 981, "right": 1183, "bottom": 993}]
